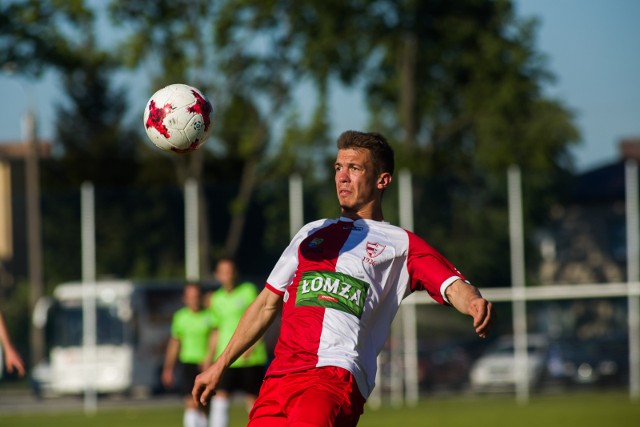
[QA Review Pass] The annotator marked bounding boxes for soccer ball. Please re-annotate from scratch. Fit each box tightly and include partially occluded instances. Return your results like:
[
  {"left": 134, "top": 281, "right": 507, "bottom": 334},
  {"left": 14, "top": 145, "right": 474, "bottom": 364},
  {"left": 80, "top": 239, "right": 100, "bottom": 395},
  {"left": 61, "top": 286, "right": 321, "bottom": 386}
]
[{"left": 143, "top": 83, "right": 213, "bottom": 153}]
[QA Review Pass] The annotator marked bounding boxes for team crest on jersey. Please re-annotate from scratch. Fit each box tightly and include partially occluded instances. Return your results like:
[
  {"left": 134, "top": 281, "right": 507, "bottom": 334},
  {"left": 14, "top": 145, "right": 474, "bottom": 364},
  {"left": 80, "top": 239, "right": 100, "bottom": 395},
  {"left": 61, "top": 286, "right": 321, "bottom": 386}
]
[
  {"left": 366, "top": 241, "right": 386, "bottom": 258},
  {"left": 296, "top": 270, "right": 370, "bottom": 318},
  {"left": 308, "top": 238, "right": 324, "bottom": 248}
]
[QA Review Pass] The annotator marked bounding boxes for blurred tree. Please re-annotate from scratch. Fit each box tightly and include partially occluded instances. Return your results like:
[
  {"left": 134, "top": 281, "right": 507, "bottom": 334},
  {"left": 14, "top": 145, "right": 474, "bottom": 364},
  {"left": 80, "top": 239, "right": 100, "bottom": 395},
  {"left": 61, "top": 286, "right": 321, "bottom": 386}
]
[
  {"left": 1, "top": 0, "right": 581, "bottom": 289},
  {"left": 361, "top": 0, "right": 580, "bottom": 286},
  {"left": 209, "top": 0, "right": 579, "bottom": 286},
  {"left": 0, "top": 0, "right": 99, "bottom": 366},
  {"left": 0, "top": 0, "right": 92, "bottom": 75},
  {"left": 1, "top": 0, "right": 193, "bottom": 282}
]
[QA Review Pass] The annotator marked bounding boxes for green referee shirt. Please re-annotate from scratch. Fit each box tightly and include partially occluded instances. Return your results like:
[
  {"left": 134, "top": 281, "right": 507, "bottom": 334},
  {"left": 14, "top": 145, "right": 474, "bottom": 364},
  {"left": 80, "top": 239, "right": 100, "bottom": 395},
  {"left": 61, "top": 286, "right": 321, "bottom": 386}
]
[
  {"left": 170, "top": 307, "right": 213, "bottom": 364},
  {"left": 209, "top": 282, "right": 268, "bottom": 368}
]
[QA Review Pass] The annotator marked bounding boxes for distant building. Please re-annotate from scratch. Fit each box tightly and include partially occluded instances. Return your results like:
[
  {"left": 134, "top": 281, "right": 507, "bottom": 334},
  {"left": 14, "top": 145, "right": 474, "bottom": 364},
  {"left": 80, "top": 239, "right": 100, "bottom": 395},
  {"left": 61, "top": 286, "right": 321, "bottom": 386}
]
[
  {"left": 533, "top": 139, "right": 640, "bottom": 339},
  {"left": 537, "top": 138, "right": 640, "bottom": 285},
  {"left": 0, "top": 140, "right": 51, "bottom": 291},
  {"left": 0, "top": 141, "right": 52, "bottom": 159}
]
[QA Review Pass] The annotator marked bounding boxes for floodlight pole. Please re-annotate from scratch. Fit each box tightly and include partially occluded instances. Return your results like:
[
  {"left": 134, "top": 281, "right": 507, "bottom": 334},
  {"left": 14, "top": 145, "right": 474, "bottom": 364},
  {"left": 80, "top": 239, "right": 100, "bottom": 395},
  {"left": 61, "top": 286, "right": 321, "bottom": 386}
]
[
  {"left": 399, "top": 169, "right": 419, "bottom": 407},
  {"left": 24, "top": 109, "right": 45, "bottom": 367},
  {"left": 81, "top": 182, "right": 97, "bottom": 415},
  {"left": 289, "top": 174, "right": 303, "bottom": 239},
  {"left": 508, "top": 165, "right": 529, "bottom": 405},
  {"left": 185, "top": 178, "right": 199, "bottom": 281},
  {"left": 625, "top": 160, "right": 640, "bottom": 401}
]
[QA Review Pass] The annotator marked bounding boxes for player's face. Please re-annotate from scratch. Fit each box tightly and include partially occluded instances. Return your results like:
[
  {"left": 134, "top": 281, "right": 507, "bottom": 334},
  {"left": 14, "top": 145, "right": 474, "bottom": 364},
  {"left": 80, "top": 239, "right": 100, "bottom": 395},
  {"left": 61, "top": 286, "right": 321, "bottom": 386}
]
[
  {"left": 184, "top": 285, "right": 202, "bottom": 311},
  {"left": 215, "top": 260, "right": 236, "bottom": 290},
  {"left": 335, "top": 148, "right": 385, "bottom": 219}
]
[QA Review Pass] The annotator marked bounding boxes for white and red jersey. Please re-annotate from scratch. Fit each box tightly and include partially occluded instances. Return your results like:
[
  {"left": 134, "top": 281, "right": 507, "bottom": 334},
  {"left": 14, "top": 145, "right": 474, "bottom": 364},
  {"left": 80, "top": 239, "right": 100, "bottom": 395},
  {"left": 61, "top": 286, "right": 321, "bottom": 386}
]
[{"left": 264, "top": 217, "right": 466, "bottom": 398}]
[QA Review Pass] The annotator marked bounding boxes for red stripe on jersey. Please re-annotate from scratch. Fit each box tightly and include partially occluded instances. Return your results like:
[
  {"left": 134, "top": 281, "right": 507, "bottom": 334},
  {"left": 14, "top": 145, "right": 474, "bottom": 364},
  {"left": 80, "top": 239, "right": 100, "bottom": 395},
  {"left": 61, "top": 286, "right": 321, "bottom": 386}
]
[
  {"left": 265, "top": 283, "right": 284, "bottom": 296},
  {"left": 406, "top": 230, "right": 465, "bottom": 305},
  {"left": 267, "top": 221, "right": 353, "bottom": 375}
]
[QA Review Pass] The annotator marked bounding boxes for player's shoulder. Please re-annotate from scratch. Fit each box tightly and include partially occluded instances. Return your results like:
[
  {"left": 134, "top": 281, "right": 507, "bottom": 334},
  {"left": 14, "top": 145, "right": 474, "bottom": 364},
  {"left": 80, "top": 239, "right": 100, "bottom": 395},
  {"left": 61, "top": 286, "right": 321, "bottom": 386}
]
[
  {"left": 237, "top": 281, "right": 258, "bottom": 293},
  {"left": 370, "top": 220, "right": 407, "bottom": 234},
  {"left": 291, "top": 218, "right": 341, "bottom": 241},
  {"left": 174, "top": 306, "right": 189, "bottom": 316},
  {"left": 237, "top": 280, "right": 257, "bottom": 287},
  {"left": 362, "top": 220, "right": 412, "bottom": 243},
  {"left": 172, "top": 306, "right": 190, "bottom": 323},
  {"left": 300, "top": 218, "right": 338, "bottom": 232},
  {"left": 369, "top": 222, "right": 439, "bottom": 254},
  {"left": 402, "top": 229, "right": 445, "bottom": 257}
]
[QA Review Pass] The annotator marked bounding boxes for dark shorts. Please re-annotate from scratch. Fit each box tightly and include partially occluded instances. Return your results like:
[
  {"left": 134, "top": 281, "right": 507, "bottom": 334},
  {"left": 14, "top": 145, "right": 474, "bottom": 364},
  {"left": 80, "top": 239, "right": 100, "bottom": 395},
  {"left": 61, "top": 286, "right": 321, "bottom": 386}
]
[
  {"left": 218, "top": 365, "right": 265, "bottom": 396},
  {"left": 179, "top": 362, "right": 201, "bottom": 396}
]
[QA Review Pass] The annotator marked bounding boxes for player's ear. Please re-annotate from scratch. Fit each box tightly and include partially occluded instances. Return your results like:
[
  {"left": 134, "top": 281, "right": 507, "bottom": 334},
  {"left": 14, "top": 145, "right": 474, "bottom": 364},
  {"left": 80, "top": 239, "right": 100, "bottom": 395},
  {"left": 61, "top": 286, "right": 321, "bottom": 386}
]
[{"left": 377, "top": 172, "right": 392, "bottom": 190}]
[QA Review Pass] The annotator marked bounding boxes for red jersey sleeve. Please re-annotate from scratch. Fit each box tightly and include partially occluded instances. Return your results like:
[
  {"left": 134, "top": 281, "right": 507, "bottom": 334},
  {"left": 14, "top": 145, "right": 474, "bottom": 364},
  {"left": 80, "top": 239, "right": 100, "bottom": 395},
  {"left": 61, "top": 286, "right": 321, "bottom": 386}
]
[{"left": 406, "top": 231, "right": 466, "bottom": 305}]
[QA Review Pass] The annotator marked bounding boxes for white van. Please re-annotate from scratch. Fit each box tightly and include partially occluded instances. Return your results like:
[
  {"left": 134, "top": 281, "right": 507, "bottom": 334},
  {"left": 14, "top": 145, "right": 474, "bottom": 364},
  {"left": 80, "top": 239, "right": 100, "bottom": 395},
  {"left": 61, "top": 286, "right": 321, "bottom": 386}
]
[
  {"left": 469, "top": 334, "right": 549, "bottom": 392},
  {"left": 31, "top": 279, "right": 215, "bottom": 397}
]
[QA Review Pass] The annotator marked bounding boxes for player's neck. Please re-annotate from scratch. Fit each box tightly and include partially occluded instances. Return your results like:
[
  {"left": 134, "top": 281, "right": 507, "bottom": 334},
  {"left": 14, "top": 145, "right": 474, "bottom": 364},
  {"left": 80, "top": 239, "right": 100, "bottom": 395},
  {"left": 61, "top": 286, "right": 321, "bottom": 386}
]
[{"left": 341, "top": 206, "right": 384, "bottom": 222}]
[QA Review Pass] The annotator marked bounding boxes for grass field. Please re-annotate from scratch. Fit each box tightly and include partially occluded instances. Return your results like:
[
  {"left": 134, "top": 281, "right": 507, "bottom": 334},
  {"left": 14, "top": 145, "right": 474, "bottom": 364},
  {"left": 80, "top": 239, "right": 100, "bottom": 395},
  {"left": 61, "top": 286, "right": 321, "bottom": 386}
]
[{"left": 1, "top": 391, "right": 639, "bottom": 427}]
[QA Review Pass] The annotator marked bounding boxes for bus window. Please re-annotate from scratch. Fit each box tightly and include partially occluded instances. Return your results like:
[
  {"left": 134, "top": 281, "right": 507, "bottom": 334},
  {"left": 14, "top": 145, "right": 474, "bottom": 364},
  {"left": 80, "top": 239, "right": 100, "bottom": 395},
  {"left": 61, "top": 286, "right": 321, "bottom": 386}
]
[
  {"left": 97, "top": 306, "right": 125, "bottom": 345},
  {"left": 52, "top": 306, "right": 82, "bottom": 347},
  {"left": 51, "top": 304, "right": 125, "bottom": 347}
]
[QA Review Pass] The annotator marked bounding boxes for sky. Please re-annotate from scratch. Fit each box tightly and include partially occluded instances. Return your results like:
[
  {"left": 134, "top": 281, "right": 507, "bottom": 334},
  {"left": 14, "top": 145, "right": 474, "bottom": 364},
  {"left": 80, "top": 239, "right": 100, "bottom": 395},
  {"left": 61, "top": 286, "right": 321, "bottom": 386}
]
[{"left": 1, "top": 0, "right": 639, "bottom": 173}]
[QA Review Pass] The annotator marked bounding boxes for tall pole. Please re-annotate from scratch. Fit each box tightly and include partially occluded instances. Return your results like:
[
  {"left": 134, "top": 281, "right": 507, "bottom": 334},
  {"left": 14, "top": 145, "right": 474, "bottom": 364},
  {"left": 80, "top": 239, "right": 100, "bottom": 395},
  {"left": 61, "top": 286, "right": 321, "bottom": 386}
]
[
  {"left": 289, "top": 174, "right": 303, "bottom": 240},
  {"left": 624, "top": 160, "right": 640, "bottom": 401},
  {"left": 508, "top": 165, "right": 529, "bottom": 405},
  {"left": 185, "top": 178, "right": 199, "bottom": 281},
  {"left": 24, "top": 109, "right": 44, "bottom": 367},
  {"left": 399, "top": 169, "right": 419, "bottom": 406},
  {"left": 81, "top": 182, "right": 97, "bottom": 415}
]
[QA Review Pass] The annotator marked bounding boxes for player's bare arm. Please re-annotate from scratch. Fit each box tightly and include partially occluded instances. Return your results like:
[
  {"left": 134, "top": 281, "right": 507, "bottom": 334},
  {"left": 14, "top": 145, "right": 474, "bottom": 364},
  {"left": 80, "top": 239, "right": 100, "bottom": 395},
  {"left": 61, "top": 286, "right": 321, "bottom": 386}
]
[
  {"left": 192, "top": 287, "right": 282, "bottom": 405},
  {"left": 0, "top": 312, "right": 26, "bottom": 377},
  {"left": 162, "top": 337, "right": 180, "bottom": 388},
  {"left": 445, "top": 279, "right": 496, "bottom": 339},
  {"left": 202, "top": 329, "right": 219, "bottom": 370}
]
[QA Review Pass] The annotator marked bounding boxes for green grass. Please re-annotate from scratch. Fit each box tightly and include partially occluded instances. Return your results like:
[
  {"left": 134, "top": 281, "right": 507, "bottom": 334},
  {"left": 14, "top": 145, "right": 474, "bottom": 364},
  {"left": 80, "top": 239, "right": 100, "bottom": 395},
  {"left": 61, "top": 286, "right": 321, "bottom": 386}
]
[
  {"left": 1, "top": 406, "right": 186, "bottom": 427},
  {"left": 1, "top": 392, "right": 639, "bottom": 427},
  {"left": 358, "top": 392, "right": 640, "bottom": 427}
]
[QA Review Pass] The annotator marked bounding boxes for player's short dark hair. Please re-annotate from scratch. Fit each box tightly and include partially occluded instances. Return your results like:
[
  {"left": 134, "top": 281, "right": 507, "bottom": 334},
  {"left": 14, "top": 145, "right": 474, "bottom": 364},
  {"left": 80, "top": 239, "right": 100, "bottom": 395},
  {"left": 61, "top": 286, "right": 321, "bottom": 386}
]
[
  {"left": 336, "top": 131, "right": 395, "bottom": 176},
  {"left": 215, "top": 255, "right": 236, "bottom": 267},
  {"left": 184, "top": 282, "right": 202, "bottom": 292}
]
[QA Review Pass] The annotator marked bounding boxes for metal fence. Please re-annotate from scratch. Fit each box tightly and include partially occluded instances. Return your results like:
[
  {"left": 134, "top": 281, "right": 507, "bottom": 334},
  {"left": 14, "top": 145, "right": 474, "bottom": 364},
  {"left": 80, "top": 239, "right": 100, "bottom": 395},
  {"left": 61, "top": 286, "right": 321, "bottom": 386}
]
[{"left": 369, "top": 163, "right": 640, "bottom": 407}]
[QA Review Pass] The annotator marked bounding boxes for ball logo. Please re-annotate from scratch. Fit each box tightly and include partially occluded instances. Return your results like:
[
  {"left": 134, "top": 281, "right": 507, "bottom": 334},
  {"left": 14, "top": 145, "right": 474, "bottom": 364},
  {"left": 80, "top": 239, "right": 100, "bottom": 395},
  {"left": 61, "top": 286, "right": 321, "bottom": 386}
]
[
  {"left": 145, "top": 100, "right": 172, "bottom": 138},
  {"left": 187, "top": 90, "right": 212, "bottom": 131}
]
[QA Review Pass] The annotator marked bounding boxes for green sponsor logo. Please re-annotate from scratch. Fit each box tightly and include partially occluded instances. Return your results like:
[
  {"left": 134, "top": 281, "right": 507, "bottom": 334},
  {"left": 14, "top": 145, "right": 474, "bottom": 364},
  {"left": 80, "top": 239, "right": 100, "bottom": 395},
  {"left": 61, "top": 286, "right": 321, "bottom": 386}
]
[{"left": 296, "top": 271, "right": 370, "bottom": 318}]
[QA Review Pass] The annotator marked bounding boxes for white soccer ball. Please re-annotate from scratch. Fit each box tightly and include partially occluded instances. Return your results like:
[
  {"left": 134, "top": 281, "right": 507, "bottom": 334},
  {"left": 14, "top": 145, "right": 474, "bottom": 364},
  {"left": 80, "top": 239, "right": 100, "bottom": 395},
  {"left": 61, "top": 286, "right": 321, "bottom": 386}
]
[{"left": 143, "top": 83, "right": 214, "bottom": 153}]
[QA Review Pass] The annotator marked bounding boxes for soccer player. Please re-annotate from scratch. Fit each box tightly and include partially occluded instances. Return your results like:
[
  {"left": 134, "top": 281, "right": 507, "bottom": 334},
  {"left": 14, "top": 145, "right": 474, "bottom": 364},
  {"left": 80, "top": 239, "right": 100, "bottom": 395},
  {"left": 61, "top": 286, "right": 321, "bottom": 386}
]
[
  {"left": 163, "top": 283, "right": 213, "bottom": 427},
  {"left": 193, "top": 130, "right": 496, "bottom": 426},
  {"left": 0, "top": 310, "right": 26, "bottom": 377},
  {"left": 205, "top": 257, "right": 268, "bottom": 427}
]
